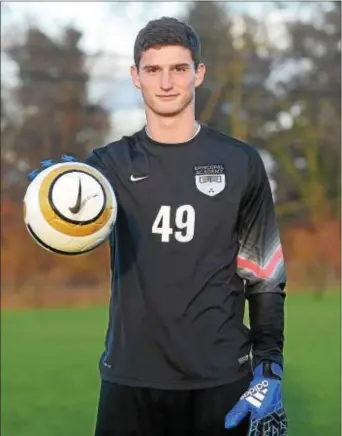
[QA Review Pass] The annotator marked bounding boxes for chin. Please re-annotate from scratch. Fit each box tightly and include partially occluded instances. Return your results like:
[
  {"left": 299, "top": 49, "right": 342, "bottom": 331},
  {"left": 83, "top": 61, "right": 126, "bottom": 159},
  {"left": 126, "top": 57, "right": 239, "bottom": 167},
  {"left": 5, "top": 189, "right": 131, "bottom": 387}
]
[
  {"left": 151, "top": 100, "right": 191, "bottom": 117},
  {"left": 154, "top": 108, "right": 183, "bottom": 117}
]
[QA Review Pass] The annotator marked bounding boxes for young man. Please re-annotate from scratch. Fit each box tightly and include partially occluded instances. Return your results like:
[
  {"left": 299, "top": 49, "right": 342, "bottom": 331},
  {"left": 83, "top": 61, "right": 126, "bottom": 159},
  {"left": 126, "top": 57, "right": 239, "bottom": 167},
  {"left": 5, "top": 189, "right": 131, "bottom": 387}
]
[{"left": 30, "top": 17, "right": 287, "bottom": 436}]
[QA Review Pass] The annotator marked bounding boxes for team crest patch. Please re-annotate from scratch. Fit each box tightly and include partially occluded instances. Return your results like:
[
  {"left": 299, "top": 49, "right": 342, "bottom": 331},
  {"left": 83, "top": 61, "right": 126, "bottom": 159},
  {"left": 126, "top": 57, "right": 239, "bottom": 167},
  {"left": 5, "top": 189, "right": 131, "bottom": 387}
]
[{"left": 194, "top": 164, "right": 226, "bottom": 197}]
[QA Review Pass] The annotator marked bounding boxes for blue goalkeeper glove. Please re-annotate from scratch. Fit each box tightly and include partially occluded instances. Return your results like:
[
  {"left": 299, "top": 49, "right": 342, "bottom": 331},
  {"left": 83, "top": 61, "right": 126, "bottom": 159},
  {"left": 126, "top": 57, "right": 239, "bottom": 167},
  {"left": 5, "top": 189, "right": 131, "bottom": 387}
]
[
  {"left": 225, "top": 361, "right": 287, "bottom": 436},
  {"left": 27, "top": 154, "right": 79, "bottom": 182}
]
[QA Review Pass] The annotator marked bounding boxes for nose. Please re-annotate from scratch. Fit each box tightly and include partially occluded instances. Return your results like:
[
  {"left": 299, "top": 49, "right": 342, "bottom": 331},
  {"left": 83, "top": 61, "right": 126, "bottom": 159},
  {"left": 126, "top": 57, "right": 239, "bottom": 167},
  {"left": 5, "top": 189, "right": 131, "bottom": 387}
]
[{"left": 160, "top": 70, "right": 173, "bottom": 91}]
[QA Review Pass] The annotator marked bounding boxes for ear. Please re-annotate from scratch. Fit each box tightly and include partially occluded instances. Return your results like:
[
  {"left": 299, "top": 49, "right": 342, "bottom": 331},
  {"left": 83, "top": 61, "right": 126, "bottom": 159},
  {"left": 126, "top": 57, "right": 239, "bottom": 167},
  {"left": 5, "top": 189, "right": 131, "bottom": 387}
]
[
  {"left": 130, "top": 65, "right": 141, "bottom": 90},
  {"left": 194, "top": 63, "right": 206, "bottom": 88}
]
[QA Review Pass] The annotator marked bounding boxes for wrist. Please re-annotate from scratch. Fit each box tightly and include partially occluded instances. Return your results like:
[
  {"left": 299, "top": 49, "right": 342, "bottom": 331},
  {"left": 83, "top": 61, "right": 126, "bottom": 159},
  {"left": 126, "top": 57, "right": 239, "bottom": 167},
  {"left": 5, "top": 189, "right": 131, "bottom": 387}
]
[
  {"left": 254, "top": 360, "right": 283, "bottom": 380},
  {"left": 252, "top": 352, "right": 283, "bottom": 370}
]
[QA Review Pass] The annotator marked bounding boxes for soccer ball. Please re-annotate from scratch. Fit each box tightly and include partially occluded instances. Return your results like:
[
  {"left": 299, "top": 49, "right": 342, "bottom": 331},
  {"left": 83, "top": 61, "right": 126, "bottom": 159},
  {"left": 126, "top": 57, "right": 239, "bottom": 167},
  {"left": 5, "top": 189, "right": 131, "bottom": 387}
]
[{"left": 23, "top": 162, "right": 117, "bottom": 255}]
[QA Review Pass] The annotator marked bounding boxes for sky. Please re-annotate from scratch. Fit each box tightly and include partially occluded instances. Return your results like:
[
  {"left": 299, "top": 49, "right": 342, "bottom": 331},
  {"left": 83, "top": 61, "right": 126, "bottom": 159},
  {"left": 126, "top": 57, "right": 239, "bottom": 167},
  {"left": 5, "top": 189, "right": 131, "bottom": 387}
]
[
  {"left": 1, "top": 1, "right": 314, "bottom": 139},
  {"left": 1, "top": 2, "right": 189, "bottom": 57},
  {"left": 1, "top": 1, "right": 307, "bottom": 69},
  {"left": 1, "top": 2, "right": 190, "bottom": 111}
]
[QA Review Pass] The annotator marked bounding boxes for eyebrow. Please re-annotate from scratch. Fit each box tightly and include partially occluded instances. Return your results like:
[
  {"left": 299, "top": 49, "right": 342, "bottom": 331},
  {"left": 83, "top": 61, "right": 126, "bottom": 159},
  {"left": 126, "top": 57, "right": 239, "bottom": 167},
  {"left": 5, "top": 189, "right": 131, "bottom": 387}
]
[{"left": 142, "top": 63, "right": 191, "bottom": 70}]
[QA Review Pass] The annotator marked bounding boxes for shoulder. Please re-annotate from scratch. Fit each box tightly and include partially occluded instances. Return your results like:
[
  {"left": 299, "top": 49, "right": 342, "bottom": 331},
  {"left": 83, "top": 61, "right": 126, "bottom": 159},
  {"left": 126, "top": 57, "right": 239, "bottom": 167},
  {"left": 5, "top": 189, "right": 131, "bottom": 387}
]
[
  {"left": 94, "top": 129, "right": 143, "bottom": 155},
  {"left": 203, "top": 125, "right": 261, "bottom": 161},
  {"left": 202, "top": 125, "right": 266, "bottom": 174},
  {"left": 88, "top": 129, "right": 143, "bottom": 164}
]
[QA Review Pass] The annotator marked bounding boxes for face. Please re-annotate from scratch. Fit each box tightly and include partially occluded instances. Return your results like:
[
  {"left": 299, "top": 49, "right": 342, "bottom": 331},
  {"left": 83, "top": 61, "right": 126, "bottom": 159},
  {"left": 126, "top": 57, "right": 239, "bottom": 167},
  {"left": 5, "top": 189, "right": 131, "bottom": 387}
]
[{"left": 131, "top": 45, "right": 205, "bottom": 117}]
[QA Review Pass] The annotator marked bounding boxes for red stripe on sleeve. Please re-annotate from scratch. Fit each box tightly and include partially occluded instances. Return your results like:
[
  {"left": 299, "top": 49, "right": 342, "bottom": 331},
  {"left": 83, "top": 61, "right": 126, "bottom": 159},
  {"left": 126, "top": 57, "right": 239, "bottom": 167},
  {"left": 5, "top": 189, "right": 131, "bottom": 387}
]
[{"left": 237, "top": 247, "right": 283, "bottom": 279}]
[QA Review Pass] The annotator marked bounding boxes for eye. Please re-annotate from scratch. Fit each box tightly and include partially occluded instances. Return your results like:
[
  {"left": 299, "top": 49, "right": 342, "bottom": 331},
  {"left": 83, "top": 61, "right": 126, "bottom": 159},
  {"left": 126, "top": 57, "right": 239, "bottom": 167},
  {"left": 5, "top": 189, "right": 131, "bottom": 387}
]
[
  {"left": 174, "top": 65, "right": 187, "bottom": 72},
  {"left": 146, "top": 67, "right": 158, "bottom": 74}
]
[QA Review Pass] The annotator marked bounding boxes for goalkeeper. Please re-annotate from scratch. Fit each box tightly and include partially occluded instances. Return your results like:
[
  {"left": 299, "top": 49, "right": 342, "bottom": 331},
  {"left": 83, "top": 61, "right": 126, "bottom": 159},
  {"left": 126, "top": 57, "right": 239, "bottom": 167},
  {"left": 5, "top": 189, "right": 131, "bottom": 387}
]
[{"left": 30, "top": 16, "right": 287, "bottom": 436}]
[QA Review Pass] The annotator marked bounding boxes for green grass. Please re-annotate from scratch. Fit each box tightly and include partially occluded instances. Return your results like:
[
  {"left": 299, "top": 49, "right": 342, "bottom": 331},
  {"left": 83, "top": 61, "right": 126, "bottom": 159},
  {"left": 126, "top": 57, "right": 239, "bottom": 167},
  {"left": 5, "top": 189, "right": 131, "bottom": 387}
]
[
  {"left": 282, "top": 292, "right": 341, "bottom": 435},
  {"left": 1, "top": 292, "right": 341, "bottom": 436}
]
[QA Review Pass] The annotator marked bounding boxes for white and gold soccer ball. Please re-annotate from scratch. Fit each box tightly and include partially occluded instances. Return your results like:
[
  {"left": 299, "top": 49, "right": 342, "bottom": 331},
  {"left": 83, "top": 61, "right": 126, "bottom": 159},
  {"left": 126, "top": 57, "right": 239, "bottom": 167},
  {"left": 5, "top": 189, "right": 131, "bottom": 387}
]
[{"left": 23, "top": 162, "right": 117, "bottom": 255}]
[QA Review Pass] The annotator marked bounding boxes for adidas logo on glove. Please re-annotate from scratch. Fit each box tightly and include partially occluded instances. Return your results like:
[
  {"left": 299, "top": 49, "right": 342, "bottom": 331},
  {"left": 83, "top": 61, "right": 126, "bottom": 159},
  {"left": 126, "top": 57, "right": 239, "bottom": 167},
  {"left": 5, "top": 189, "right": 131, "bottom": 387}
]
[
  {"left": 240, "top": 380, "right": 268, "bottom": 408},
  {"left": 225, "top": 362, "right": 287, "bottom": 434}
]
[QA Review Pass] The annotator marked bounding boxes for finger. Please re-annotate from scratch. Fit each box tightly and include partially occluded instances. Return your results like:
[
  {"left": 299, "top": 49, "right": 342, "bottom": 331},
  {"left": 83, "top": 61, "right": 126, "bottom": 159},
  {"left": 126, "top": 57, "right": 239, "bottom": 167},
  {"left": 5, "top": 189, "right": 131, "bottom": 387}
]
[
  {"left": 61, "top": 153, "right": 78, "bottom": 162},
  {"left": 27, "top": 169, "right": 41, "bottom": 182},
  {"left": 225, "top": 401, "right": 250, "bottom": 429},
  {"left": 250, "top": 410, "right": 287, "bottom": 436},
  {"left": 40, "top": 159, "right": 57, "bottom": 169},
  {"left": 247, "top": 417, "right": 263, "bottom": 436}
]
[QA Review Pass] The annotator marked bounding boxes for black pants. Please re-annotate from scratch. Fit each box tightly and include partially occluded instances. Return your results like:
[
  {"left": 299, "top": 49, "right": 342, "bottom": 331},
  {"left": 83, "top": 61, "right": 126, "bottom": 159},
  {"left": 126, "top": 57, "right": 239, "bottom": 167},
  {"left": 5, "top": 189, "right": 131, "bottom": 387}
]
[{"left": 94, "top": 374, "right": 252, "bottom": 436}]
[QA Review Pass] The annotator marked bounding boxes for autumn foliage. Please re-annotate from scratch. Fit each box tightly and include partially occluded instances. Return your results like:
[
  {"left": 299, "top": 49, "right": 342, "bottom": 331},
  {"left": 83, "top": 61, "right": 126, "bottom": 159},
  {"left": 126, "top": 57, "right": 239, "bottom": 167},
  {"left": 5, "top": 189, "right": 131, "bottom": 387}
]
[
  {"left": 281, "top": 219, "right": 341, "bottom": 294},
  {"left": 1, "top": 200, "right": 111, "bottom": 308}
]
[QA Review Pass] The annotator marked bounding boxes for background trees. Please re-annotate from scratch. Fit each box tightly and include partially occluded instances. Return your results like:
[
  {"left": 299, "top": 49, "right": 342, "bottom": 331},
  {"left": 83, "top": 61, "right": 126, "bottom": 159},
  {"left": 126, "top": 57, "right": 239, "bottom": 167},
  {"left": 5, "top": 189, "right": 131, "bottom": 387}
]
[{"left": 1, "top": 2, "right": 340, "bottom": 303}]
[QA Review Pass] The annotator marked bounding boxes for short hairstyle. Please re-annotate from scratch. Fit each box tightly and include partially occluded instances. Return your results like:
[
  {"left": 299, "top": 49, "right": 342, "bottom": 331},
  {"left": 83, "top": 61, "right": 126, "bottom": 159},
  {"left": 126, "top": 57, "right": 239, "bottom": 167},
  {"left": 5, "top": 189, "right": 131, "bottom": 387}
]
[{"left": 134, "top": 17, "right": 201, "bottom": 69}]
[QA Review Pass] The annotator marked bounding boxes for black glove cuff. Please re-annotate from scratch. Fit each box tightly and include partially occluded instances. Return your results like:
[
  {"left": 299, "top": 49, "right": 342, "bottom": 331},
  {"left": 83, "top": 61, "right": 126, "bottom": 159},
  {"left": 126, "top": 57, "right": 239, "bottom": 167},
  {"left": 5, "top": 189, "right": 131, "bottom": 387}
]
[{"left": 253, "top": 351, "right": 283, "bottom": 370}]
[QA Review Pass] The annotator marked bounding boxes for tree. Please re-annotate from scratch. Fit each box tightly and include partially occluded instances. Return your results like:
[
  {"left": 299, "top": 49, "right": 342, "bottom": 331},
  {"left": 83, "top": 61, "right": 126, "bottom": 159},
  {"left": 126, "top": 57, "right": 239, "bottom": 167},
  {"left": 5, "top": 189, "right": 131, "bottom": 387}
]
[
  {"left": 1, "top": 24, "right": 113, "bottom": 301},
  {"left": 183, "top": 2, "right": 277, "bottom": 142},
  {"left": 182, "top": 2, "right": 236, "bottom": 133},
  {"left": 260, "top": 1, "right": 341, "bottom": 293},
  {"left": 2, "top": 25, "right": 110, "bottom": 200}
]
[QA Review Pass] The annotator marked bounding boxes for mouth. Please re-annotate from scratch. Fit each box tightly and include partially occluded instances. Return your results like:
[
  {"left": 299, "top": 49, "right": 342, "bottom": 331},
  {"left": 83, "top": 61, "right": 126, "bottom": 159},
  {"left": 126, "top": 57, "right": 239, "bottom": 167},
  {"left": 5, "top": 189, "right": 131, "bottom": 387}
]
[{"left": 156, "top": 94, "right": 179, "bottom": 101}]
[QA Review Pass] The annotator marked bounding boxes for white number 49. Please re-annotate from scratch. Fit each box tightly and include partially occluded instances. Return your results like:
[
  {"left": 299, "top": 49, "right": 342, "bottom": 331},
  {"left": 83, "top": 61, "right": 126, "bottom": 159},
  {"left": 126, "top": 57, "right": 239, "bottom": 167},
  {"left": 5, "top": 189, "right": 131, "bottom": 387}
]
[{"left": 152, "top": 205, "right": 195, "bottom": 243}]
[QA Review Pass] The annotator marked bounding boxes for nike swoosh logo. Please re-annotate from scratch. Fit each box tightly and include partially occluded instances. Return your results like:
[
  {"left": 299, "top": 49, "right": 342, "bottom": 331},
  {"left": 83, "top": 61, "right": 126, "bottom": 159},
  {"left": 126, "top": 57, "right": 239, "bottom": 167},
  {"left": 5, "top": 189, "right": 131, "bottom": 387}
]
[
  {"left": 69, "top": 177, "right": 82, "bottom": 214},
  {"left": 130, "top": 175, "right": 149, "bottom": 182}
]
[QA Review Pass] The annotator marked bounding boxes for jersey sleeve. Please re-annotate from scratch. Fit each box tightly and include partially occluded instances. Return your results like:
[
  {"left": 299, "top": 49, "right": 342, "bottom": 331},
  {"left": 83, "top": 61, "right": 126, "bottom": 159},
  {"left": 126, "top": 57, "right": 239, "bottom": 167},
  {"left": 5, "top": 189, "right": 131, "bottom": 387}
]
[
  {"left": 237, "top": 148, "right": 286, "bottom": 368},
  {"left": 84, "top": 148, "right": 110, "bottom": 176},
  {"left": 84, "top": 147, "right": 117, "bottom": 250},
  {"left": 84, "top": 147, "right": 118, "bottom": 190},
  {"left": 237, "top": 149, "right": 286, "bottom": 296}
]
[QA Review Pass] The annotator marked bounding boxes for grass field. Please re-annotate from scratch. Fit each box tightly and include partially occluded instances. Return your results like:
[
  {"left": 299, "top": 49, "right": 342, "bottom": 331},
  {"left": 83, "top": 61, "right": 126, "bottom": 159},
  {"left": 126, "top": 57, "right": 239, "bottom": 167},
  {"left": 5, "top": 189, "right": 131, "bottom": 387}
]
[{"left": 1, "top": 292, "right": 341, "bottom": 436}]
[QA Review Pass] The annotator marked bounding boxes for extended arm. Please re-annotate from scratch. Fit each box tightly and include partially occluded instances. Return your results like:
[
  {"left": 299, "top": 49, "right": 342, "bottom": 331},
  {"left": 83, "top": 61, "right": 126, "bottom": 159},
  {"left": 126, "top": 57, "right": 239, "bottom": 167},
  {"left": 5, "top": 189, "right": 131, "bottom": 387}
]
[
  {"left": 236, "top": 149, "right": 286, "bottom": 369},
  {"left": 84, "top": 149, "right": 111, "bottom": 177}
]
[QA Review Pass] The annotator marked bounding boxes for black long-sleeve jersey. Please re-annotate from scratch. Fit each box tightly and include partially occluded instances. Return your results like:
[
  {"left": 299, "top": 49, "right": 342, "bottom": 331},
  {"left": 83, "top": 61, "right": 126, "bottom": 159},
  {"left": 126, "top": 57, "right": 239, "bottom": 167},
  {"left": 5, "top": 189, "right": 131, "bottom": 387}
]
[{"left": 85, "top": 124, "right": 286, "bottom": 390}]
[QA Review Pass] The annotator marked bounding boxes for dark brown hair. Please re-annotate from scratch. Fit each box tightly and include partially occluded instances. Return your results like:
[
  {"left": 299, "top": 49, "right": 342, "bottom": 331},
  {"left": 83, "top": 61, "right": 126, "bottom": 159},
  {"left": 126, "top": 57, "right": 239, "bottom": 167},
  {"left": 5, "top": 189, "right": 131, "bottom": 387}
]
[{"left": 134, "top": 17, "right": 201, "bottom": 69}]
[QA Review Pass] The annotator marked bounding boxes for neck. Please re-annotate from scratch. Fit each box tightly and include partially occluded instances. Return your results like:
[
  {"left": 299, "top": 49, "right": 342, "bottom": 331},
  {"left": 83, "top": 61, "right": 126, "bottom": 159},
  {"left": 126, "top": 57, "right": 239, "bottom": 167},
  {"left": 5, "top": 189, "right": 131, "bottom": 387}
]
[{"left": 145, "top": 103, "right": 199, "bottom": 144}]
